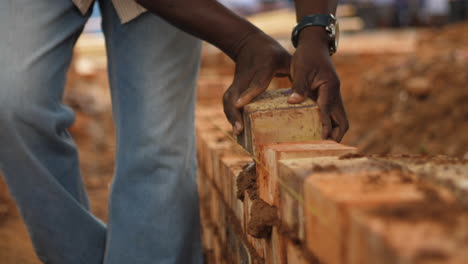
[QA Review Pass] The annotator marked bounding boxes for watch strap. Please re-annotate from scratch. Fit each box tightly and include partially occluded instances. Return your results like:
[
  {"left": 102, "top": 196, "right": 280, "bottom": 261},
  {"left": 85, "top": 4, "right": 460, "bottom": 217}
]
[{"left": 291, "top": 14, "right": 335, "bottom": 48}]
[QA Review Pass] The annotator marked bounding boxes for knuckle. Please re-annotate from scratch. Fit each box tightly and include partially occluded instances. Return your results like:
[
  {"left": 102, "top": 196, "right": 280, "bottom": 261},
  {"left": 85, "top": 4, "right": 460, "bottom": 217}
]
[
  {"left": 328, "top": 77, "right": 341, "bottom": 89},
  {"left": 222, "top": 91, "right": 233, "bottom": 104}
]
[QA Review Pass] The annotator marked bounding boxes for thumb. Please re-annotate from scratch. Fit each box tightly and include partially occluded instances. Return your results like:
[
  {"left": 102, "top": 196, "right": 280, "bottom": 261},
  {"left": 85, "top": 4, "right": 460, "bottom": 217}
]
[
  {"left": 288, "top": 73, "right": 307, "bottom": 104},
  {"left": 235, "top": 69, "right": 274, "bottom": 108}
]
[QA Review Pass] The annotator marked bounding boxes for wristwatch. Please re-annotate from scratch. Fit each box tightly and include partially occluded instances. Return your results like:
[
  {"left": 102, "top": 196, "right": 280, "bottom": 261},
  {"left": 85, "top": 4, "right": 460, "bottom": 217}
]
[{"left": 291, "top": 14, "right": 339, "bottom": 55}]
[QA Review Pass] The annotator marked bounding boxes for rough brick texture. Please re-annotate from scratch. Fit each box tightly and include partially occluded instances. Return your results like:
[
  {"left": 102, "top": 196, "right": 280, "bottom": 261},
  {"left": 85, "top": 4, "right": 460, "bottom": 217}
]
[{"left": 196, "top": 103, "right": 468, "bottom": 264}]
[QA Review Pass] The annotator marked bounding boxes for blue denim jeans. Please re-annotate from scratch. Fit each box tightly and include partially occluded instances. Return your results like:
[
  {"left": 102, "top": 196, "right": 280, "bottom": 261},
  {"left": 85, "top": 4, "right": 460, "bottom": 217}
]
[{"left": 0, "top": 1, "right": 203, "bottom": 263}]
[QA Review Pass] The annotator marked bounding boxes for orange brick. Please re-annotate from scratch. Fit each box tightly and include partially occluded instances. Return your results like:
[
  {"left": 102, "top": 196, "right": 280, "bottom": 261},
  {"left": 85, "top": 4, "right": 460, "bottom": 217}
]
[
  {"left": 219, "top": 155, "right": 252, "bottom": 226},
  {"left": 219, "top": 153, "right": 251, "bottom": 203},
  {"left": 264, "top": 227, "right": 287, "bottom": 264},
  {"left": 278, "top": 155, "right": 400, "bottom": 242},
  {"left": 198, "top": 171, "right": 213, "bottom": 223},
  {"left": 348, "top": 199, "right": 468, "bottom": 264},
  {"left": 211, "top": 115, "right": 234, "bottom": 135},
  {"left": 225, "top": 220, "right": 256, "bottom": 264},
  {"left": 286, "top": 240, "right": 309, "bottom": 264},
  {"left": 258, "top": 141, "right": 356, "bottom": 205},
  {"left": 244, "top": 190, "right": 254, "bottom": 234},
  {"left": 199, "top": 129, "right": 232, "bottom": 181},
  {"left": 247, "top": 234, "right": 266, "bottom": 260},
  {"left": 195, "top": 104, "right": 224, "bottom": 119},
  {"left": 237, "top": 237, "right": 254, "bottom": 264},
  {"left": 213, "top": 235, "right": 224, "bottom": 264},
  {"left": 237, "top": 89, "right": 322, "bottom": 158},
  {"left": 278, "top": 158, "right": 323, "bottom": 242},
  {"left": 197, "top": 76, "right": 231, "bottom": 102},
  {"left": 303, "top": 170, "right": 425, "bottom": 264}
]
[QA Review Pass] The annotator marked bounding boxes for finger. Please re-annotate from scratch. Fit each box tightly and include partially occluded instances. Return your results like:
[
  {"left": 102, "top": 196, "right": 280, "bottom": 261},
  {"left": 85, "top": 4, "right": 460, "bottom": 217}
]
[
  {"left": 235, "top": 69, "right": 274, "bottom": 108},
  {"left": 288, "top": 73, "right": 308, "bottom": 104},
  {"left": 330, "top": 102, "right": 349, "bottom": 142},
  {"left": 223, "top": 86, "right": 244, "bottom": 136},
  {"left": 316, "top": 84, "right": 333, "bottom": 140}
]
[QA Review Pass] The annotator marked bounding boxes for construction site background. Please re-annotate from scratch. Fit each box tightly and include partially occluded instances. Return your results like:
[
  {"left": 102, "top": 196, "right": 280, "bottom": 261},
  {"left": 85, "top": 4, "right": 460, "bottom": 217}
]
[{"left": 0, "top": 3, "right": 467, "bottom": 263}]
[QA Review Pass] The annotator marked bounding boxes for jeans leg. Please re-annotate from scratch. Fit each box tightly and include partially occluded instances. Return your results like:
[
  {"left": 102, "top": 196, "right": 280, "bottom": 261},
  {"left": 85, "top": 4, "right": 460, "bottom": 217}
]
[
  {"left": 0, "top": 1, "right": 106, "bottom": 263},
  {"left": 99, "top": 1, "right": 203, "bottom": 263}
]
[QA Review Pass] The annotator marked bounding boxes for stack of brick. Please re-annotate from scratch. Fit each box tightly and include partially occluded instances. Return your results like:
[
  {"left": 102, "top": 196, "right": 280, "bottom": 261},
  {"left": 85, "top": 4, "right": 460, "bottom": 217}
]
[{"left": 195, "top": 89, "right": 468, "bottom": 264}]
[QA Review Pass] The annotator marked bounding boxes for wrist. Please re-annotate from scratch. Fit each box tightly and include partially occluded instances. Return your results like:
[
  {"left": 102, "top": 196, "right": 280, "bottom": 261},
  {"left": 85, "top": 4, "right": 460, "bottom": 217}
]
[
  {"left": 225, "top": 29, "right": 265, "bottom": 61},
  {"left": 297, "top": 27, "right": 329, "bottom": 48}
]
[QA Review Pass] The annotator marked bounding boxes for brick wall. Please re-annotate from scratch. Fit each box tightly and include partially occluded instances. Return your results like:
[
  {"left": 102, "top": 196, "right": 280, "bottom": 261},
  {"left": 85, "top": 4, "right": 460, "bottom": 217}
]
[{"left": 195, "top": 101, "right": 468, "bottom": 264}]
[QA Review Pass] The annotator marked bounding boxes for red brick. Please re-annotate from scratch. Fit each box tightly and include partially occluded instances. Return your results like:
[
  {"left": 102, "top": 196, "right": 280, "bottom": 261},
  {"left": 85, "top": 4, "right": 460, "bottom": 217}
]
[
  {"left": 219, "top": 155, "right": 252, "bottom": 225},
  {"left": 264, "top": 227, "right": 287, "bottom": 264},
  {"left": 348, "top": 200, "right": 468, "bottom": 264},
  {"left": 277, "top": 156, "right": 397, "bottom": 242},
  {"left": 237, "top": 89, "right": 322, "bottom": 158},
  {"left": 286, "top": 240, "right": 309, "bottom": 264},
  {"left": 303, "top": 169, "right": 426, "bottom": 264},
  {"left": 247, "top": 234, "right": 266, "bottom": 260},
  {"left": 197, "top": 76, "right": 231, "bottom": 102},
  {"left": 198, "top": 129, "right": 231, "bottom": 181},
  {"left": 258, "top": 141, "right": 356, "bottom": 205}
]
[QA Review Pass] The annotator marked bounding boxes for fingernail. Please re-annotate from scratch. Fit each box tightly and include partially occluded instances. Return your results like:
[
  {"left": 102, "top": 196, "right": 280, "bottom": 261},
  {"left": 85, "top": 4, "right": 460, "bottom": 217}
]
[
  {"left": 235, "top": 98, "right": 243, "bottom": 107},
  {"left": 234, "top": 121, "right": 243, "bottom": 134},
  {"left": 288, "top": 92, "right": 303, "bottom": 103}
]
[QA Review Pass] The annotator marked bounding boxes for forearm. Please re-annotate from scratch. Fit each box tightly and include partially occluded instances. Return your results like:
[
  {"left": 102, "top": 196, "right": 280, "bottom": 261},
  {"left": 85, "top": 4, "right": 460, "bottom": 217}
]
[
  {"left": 136, "top": 0, "right": 262, "bottom": 60},
  {"left": 294, "top": 0, "right": 338, "bottom": 21},
  {"left": 293, "top": 0, "right": 338, "bottom": 47}
]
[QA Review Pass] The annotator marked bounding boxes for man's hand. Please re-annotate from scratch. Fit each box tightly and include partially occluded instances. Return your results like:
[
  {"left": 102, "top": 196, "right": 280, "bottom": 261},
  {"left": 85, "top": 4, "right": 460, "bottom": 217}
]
[
  {"left": 287, "top": 27, "right": 348, "bottom": 142},
  {"left": 223, "top": 32, "right": 291, "bottom": 135}
]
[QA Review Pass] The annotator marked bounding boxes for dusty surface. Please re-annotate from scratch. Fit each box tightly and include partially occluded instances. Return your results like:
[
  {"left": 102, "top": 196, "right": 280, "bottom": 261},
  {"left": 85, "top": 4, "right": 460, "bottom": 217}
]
[{"left": 339, "top": 22, "right": 468, "bottom": 158}]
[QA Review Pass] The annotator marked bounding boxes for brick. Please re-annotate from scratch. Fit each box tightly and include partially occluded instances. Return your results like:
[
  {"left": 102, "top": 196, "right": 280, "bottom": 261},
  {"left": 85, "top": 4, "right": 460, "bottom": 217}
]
[
  {"left": 195, "top": 104, "right": 224, "bottom": 119},
  {"left": 211, "top": 115, "right": 234, "bottom": 135},
  {"left": 237, "top": 89, "right": 322, "bottom": 158},
  {"left": 286, "top": 240, "right": 309, "bottom": 264},
  {"left": 195, "top": 118, "right": 217, "bottom": 174},
  {"left": 220, "top": 154, "right": 251, "bottom": 199},
  {"left": 225, "top": 219, "right": 256, "bottom": 264},
  {"left": 198, "top": 171, "right": 213, "bottom": 223},
  {"left": 374, "top": 155, "right": 468, "bottom": 205},
  {"left": 348, "top": 199, "right": 468, "bottom": 264},
  {"left": 238, "top": 237, "right": 253, "bottom": 264},
  {"left": 278, "top": 158, "right": 327, "bottom": 242},
  {"left": 303, "top": 170, "right": 425, "bottom": 264},
  {"left": 201, "top": 221, "right": 216, "bottom": 253},
  {"left": 247, "top": 234, "right": 266, "bottom": 260},
  {"left": 197, "top": 76, "right": 231, "bottom": 102},
  {"left": 264, "top": 227, "right": 287, "bottom": 264},
  {"left": 226, "top": 222, "right": 240, "bottom": 263},
  {"left": 199, "top": 129, "right": 232, "bottom": 182},
  {"left": 257, "top": 141, "right": 356, "bottom": 205},
  {"left": 219, "top": 155, "right": 252, "bottom": 225},
  {"left": 277, "top": 155, "right": 407, "bottom": 242},
  {"left": 213, "top": 235, "right": 224, "bottom": 264},
  {"left": 243, "top": 194, "right": 267, "bottom": 259},
  {"left": 244, "top": 191, "right": 254, "bottom": 234}
]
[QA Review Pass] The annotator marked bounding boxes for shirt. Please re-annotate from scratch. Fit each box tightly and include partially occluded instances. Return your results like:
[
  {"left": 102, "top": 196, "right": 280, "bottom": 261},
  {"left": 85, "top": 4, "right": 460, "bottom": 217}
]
[{"left": 73, "top": 0, "right": 147, "bottom": 23}]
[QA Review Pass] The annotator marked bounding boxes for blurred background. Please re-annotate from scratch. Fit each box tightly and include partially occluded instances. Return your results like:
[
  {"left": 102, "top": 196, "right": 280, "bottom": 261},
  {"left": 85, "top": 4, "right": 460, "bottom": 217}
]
[{"left": 1, "top": 0, "right": 467, "bottom": 263}]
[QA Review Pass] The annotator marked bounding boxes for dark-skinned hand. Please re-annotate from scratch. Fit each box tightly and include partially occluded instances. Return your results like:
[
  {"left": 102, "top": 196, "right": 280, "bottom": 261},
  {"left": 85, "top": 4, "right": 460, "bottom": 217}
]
[
  {"left": 222, "top": 31, "right": 291, "bottom": 135},
  {"left": 287, "top": 27, "right": 348, "bottom": 142}
]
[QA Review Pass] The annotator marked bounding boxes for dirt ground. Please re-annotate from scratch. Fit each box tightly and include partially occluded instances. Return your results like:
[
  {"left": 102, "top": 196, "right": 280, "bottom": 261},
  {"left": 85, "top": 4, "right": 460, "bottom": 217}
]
[
  {"left": 339, "top": 22, "right": 468, "bottom": 158},
  {"left": 0, "top": 22, "right": 467, "bottom": 263}
]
